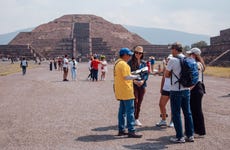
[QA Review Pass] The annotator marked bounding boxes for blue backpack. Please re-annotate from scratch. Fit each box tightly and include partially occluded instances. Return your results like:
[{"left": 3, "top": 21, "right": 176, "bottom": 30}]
[{"left": 172, "top": 56, "right": 199, "bottom": 88}]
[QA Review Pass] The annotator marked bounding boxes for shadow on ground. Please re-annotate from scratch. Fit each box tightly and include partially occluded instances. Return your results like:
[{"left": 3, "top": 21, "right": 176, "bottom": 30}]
[
  {"left": 123, "top": 136, "right": 173, "bottom": 150},
  {"left": 76, "top": 134, "right": 123, "bottom": 142}
]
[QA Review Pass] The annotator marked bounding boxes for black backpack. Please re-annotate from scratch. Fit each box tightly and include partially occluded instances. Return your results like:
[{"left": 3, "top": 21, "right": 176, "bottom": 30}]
[{"left": 172, "top": 56, "right": 199, "bottom": 88}]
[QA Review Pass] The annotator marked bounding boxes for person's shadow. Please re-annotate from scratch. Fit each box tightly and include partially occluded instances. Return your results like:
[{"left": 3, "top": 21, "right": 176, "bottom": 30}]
[
  {"left": 123, "top": 136, "right": 172, "bottom": 150},
  {"left": 75, "top": 125, "right": 121, "bottom": 142},
  {"left": 75, "top": 125, "right": 173, "bottom": 149}
]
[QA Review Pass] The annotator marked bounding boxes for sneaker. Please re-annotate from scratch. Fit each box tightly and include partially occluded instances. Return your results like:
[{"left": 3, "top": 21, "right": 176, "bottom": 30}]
[
  {"left": 170, "top": 137, "right": 185, "bottom": 143},
  {"left": 135, "top": 119, "right": 142, "bottom": 126},
  {"left": 117, "top": 131, "right": 128, "bottom": 136},
  {"left": 128, "top": 132, "right": 142, "bottom": 138},
  {"left": 185, "top": 136, "right": 194, "bottom": 142},
  {"left": 168, "top": 121, "right": 174, "bottom": 128},
  {"left": 156, "top": 120, "right": 167, "bottom": 127}
]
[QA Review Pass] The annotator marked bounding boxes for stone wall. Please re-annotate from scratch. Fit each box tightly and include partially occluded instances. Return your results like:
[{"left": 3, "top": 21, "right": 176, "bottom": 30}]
[
  {"left": 142, "top": 45, "right": 170, "bottom": 61},
  {"left": 202, "top": 28, "right": 230, "bottom": 66},
  {"left": 0, "top": 45, "right": 36, "bottom": 60}
]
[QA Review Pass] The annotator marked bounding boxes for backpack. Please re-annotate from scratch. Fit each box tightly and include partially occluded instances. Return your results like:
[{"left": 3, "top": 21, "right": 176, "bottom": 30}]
[{"left": 172, "top": 56, "right": 199, "bottom": 88}]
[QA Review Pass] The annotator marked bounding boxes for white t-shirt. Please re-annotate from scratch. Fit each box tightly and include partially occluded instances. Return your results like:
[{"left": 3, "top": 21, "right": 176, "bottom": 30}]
[
  {"left": 166, "top": 53, "right": 189, "bottom": 91},
  {"left": 162, "top": 77, "right": 171, "bottom": 91},
  {"left": 101, "top": 60, "right": 108, "bottom": 72},
  {"left": 21, "top": 60, "right": 27, "bottom": 67},
  {"left": 69, "top": 60, "right": 77, "bottom": 69},
  {"left": 63, "top": 58, "right": 69, "bottom": 68},
  {"left": 88, "top": 60, "right": 92, "bottom": 69}
]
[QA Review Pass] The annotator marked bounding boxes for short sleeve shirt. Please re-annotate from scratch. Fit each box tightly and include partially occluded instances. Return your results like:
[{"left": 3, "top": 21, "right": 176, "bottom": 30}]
[
  {"left": 63, "top": 58, "right": 69, "bottom": 68},
  {"left": 166, "top": 54, "right": 189, "bottom": 91},
  {"left": 114, "top": 59, "right": 135, "bottom": 100}
]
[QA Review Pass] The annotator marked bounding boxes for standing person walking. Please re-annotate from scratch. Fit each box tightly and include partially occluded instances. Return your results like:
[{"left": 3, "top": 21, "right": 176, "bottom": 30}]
[
  {"left": 186, "top": 47, "right": 206, "bottom": 138},
  {"left": 87, "top": 56, "right": 93, "bottom": 80},
  {"left": 150, "top": 56, "right": 155, "bottom": 73},
  {"left": 20, "top": 57, "right": 28, "bottom": 75},
  {"left": 69, "top": 57, "right": 78, "bottom": 81},
  {"left": 49, "top": 59, "right": 53, "bottom": 71},
  {"left": 114, "top": 48, "right": 142, "bottom": 138},
  {"left": 156, "top": 54, "right": 174, "bottom": 127},
  {"left": 91, "top": 56, "right": 101, "bottom": 82},
  {"left": 100, "top": 55, "right": 108, "bottom": 81},
  {"left": 165, "top": 42, "right": 194, "bottom": 143},
  {"left": 128, "top": 46, "right": 149, "bottom": 126},
  {"left": 63, "top": 55, "right": 69, "bottom": 81}
]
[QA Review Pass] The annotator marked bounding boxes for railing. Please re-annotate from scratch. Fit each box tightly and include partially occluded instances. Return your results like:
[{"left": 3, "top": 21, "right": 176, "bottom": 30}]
[{"left": 208, "top": 49, "right": 230, "bottom": 66}]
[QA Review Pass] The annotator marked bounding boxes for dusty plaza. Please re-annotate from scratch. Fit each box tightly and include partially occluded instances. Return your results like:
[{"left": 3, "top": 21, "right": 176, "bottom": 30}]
[{"left": 0, "top": 62, "right": 230, "bottom": 150}]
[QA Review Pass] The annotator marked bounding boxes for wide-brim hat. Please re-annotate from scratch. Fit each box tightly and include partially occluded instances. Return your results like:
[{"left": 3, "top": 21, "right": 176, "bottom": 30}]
[{"left": 134, "top": 46, "right": 144, "bottom": 53}]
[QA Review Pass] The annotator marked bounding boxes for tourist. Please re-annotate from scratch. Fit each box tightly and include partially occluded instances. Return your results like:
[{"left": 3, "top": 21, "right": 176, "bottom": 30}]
[
  {"left": 63, "top": 55, "right": 69, "bottom": 81},
  {"left": 128, "top": 46, "right": 149, "bottom": 126},
  {"left": 186, "top": 47, "right": 206, "bottom": 138},
  {"left": 156, "top": 54, "right": 174, "bottom": 127},
  {"left": 150, "top": 56, "right": 155, "bottom": 73},
  {"left": 20, "top": 57, "right": 28, "bottom": 75},
  {"left": 100, "top": 55, "right": 108, "bottom": 81},
  {"left": 91, "top": 56, "right": 101, "bottom": 81},
  {"left": 114, "top": 47, "right": 142, "bottom": 138},
  {"left": 165, "top": 42, "right": 194, "bottom": 143},
  {"left": 49, "top": 59, "right": 53, "bottom": 71},
  {"left": 69, "top": 57, "right": 78, "bottom": 81},
  {"left": 87, "top": 56, "right": 93, "bottom": 80},
  {"left": 53, "top": 58, "right": 57, "bottom": 70},
  {"left": 58, "top": 57, "right": 63, "bottom": 71}
]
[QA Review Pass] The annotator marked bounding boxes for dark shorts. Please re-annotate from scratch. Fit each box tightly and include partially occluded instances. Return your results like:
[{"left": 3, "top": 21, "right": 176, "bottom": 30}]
[
  {"left": 63, "top": 67, "right": 68, "bottom": 72},
  {"left": 161, "top": 90, "right": 170, "bottom": 96}
]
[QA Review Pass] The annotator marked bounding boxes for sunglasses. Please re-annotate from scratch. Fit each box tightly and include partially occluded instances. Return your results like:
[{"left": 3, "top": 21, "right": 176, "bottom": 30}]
[{"left": 135, "top": 52, "right": 143, "bottom": 55}]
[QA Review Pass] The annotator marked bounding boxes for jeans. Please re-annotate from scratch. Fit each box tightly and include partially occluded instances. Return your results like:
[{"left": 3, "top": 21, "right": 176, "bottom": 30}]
[
  {"left": 22, "top": 66, "right": 26, "bottom": 75},
  {"left": 71, "top": 68, "right": 76, "bottom": 80},
  {"left": 92, "top": 69, "right": 98, "bottom": 81},
  {"left": 170, "top": 90, "right": 194, "bottom": 138},
  {"left": 118, "top": 99, "right": 135, "bottom": 133}
]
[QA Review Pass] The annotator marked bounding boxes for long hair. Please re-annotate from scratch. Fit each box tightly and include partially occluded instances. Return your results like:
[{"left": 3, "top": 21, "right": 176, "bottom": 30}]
[
  {"left": 129, "top": 46, "right": 144, "bottom": 71},
  {"left": 195, "top": 54, "right": 206, "bottom": 71},
  {"left": 130, "top": 55, "right": 139, "bottom": 71}
]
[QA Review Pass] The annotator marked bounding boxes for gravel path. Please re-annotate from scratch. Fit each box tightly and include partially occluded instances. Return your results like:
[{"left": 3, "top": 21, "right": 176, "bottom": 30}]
[{"left": 0, "top": 62, "right": 229, "bottom": 150}]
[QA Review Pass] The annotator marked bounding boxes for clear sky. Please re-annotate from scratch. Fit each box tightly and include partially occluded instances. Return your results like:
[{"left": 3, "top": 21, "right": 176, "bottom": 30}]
[{"left": 0, "top": 0, "right": 229, "bottom": 36}]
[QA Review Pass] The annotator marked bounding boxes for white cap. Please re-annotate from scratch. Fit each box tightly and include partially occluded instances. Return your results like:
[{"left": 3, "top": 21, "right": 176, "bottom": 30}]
[{"left": 186, "top": 47, "right": 201, "bottom": 55}]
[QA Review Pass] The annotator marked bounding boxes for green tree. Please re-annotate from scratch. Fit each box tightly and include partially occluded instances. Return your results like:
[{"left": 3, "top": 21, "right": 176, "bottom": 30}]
[
  {"left": 191, "top": 41, "right": 208, "bottom": 48},
  {"left": 183, "top": 45, "right": 190, "bottom": 51}
]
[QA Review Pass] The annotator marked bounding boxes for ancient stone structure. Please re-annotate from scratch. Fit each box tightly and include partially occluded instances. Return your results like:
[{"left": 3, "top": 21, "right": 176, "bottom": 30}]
[
  {"left": 142, "top": 45, "right": 170, "bottom": 60},
  {"left": 202, "top": 28, "right": 230, "bottom": 66},
  {"left": 0, "top": 14, "right": 149, "bottom": 61},
  {"left": 0, "top": 14, "right": 229, "bottom": 66}
]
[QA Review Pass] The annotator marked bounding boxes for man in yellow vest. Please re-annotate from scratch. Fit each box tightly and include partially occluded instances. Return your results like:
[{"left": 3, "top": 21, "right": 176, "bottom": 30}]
[{"left": 114, "top": 48, "right": 142, "bottom": 138}]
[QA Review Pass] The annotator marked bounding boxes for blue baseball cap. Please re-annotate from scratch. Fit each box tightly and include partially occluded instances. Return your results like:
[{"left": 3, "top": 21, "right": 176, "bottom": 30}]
[{"left": 119, "top": 48, "right": 134, "bottom": 56}]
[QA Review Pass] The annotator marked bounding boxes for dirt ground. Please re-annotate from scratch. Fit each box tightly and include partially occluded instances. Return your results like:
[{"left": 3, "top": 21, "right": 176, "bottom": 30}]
[{"left": 0, "top": 62, "right": 229, "bottom": 150}]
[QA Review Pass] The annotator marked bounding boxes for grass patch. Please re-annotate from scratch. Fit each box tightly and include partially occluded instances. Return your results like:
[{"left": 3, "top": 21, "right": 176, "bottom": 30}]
[
  {"left": 154, "top": 61, "right": 230, "bottom": 78},
  {"left": 204, "top": 66, "right": 230, "bottom": 78},
  {"left": 0, "top": 61, "right": 38, "bottom": 76}
]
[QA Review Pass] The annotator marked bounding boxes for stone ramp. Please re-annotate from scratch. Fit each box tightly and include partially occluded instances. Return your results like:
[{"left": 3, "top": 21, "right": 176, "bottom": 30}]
[{"left": 0, "top": 62, "right": 229, "bottom": 150}]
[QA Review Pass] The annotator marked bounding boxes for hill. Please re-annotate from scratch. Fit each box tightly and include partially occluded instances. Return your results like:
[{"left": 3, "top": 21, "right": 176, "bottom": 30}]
[
  {"left": 0, "top": 25, "right": 210, "bottom": 46},
  {"left": 0, "top": 28, "right": 34, "bottom": 45},
  {"left": 124, "top": 25, "right": 210, "bottom": 46}
]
